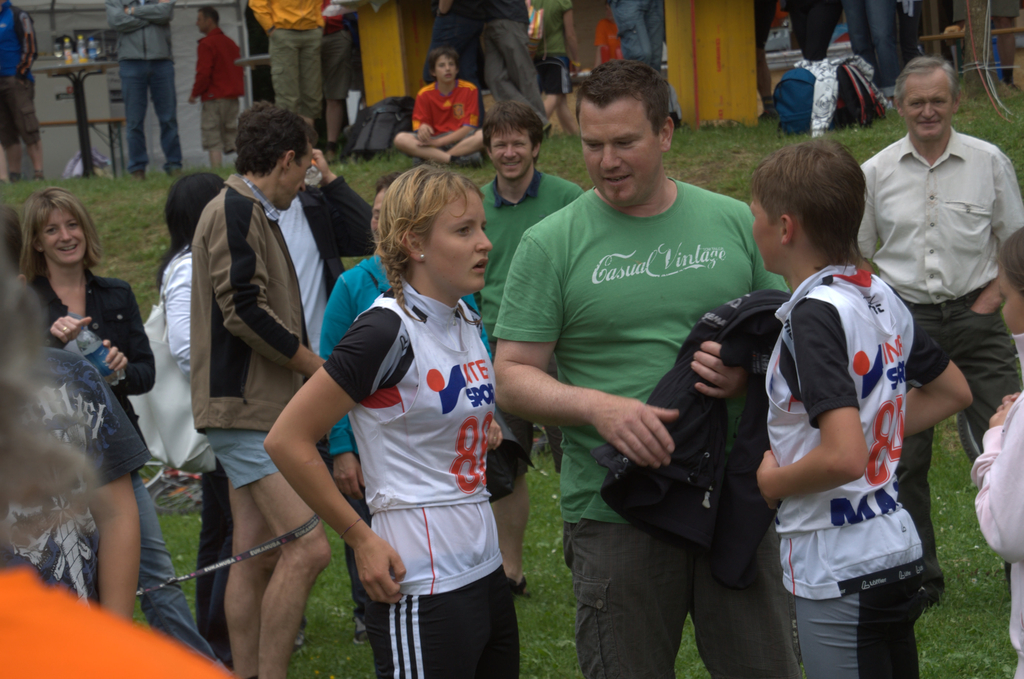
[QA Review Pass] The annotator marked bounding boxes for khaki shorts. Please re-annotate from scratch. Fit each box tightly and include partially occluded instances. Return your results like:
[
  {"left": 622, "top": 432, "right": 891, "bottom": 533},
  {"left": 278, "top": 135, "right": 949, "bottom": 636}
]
[
  {"left": 269, "top": 28, "right": 322, "bottom": 119},
  {"left": 321, "top": 28, "right": 354, "bottom": 101},
  {"left": 200, "top": 98, "right": 239, "bottom": 152},
  {"left": 0, "top": 76, "right": 40, "bottom": 147}
]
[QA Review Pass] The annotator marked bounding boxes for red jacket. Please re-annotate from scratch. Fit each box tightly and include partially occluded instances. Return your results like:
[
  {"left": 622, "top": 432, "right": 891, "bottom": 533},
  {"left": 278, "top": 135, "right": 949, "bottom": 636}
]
[{"left": 191, "top": 27, "right": 244, "bottom": 101}]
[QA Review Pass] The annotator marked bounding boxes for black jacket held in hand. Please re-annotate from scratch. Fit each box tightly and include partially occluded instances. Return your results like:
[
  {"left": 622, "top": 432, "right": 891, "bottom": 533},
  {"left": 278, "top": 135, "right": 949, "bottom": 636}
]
[{"left": 591, "top": 289, "right": 790, "bottom": 589}]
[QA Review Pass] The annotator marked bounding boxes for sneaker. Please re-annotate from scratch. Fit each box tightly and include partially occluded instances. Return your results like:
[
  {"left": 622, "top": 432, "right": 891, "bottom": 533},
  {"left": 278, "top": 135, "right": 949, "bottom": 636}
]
[
  {"left": 353, "top": 615, "right": 368, "bottom": 645},
  {"left": 451, "top": 152, "right": 483, "bottom": 168},
  {"left": 131, "top": 169, "right": 146, "bottom": 181},
  {"left": 9, "top": 172, "right": 20, "bottom": 183},
  {"left": 292, "top": 615, "right": 307, "bottom": 654},
  {"left": 33, "top": 170, "right": 44, "bottom": 181}
]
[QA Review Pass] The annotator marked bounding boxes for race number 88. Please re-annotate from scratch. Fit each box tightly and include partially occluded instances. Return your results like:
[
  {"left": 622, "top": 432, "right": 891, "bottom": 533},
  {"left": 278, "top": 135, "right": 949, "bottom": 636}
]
[{"left": 450, "top": 412, "right": 494, "bottom": 493}]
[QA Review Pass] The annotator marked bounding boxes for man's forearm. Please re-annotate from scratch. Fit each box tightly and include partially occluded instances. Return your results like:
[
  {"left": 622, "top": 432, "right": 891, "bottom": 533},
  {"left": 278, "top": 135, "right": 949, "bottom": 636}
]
[
  {"left": 285, "top": 344, "right": 326, "bottom": 378},
  {"left": 496, "top": 360, "right": 597, "bottom": 427}
]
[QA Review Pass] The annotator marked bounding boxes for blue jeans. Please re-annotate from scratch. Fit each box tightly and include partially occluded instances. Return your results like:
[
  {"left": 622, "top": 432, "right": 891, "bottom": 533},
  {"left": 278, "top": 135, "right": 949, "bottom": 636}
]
[
  {"left": 840, "top": 0, "right": 900, "bottom": 95},
  {"left": 132, "top": 471, "right": 216, "bottom": 659},
  {"left": 609, "top": 0, "right": 665, "bottom": 72},
  {"left": 118, "top": 59, "right": 182, "bottom": 173}
]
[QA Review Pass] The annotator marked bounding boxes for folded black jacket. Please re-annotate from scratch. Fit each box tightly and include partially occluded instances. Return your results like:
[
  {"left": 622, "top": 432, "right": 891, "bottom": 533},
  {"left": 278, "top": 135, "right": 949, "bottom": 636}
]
[{"left": 591, "top": 289, "right": 790, "bottom": 589}]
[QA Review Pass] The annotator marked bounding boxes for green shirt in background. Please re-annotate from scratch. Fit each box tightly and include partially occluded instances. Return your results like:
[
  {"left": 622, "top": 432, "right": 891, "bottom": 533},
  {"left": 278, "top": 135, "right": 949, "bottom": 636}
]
[
  {"left": 480, "top": 171, "right": 584, "bottom": 338},
  {"left": 532, "top": 0, "right": 572, "bottom": 57},
  {"left": 494, "top": 181, "right": 787, "bottom": 524}
]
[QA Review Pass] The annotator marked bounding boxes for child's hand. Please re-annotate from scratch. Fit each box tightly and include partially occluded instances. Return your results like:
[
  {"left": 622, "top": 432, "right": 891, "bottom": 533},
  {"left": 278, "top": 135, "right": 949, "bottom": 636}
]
[
  {"left": 990, "top": 392, "right": 1021, "bottom": 429},
  {"left": 756, "top": 449, "right": 781, "bottom": 509},
  {"left": 416, "top": 124, "right": 434, "bottom": 144}
]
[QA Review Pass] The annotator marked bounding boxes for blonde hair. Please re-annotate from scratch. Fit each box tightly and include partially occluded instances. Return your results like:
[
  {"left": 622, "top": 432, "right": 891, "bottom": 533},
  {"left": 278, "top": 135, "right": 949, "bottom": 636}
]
[
  {"left": 375, "top": 165, "right": 483, "bottom": 320},
  {"left": 20, "top": 187, "right": 103, "bottom": 280}
]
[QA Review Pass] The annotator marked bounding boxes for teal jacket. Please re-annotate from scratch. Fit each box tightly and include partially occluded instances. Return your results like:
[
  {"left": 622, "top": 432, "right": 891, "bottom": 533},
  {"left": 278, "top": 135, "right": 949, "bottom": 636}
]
[{"left": 319, "top": 255, "right": 490, "bottom": 456}]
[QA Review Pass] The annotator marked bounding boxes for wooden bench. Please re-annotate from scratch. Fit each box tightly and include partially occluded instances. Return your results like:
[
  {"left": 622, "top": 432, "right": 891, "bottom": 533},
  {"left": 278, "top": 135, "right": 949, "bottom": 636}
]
[{"left": 38, "top": 117, "right": 126, "bottom": 177}]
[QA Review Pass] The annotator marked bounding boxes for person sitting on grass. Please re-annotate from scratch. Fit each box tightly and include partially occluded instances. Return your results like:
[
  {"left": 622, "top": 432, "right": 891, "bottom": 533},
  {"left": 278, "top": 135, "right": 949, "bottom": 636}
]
[
  {"left": 393, "top": 46, "right": 484, "bottom": 167},
  {"left": 752, "top": 139, "right": 973, "bottom": 679}
]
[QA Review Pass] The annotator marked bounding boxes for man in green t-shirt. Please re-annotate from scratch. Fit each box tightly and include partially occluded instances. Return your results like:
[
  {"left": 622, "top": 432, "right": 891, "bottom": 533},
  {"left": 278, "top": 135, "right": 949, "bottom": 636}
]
[
  {"left": 493, "top": 61, "right": 800, "bottom": 679},
  {"left": 479, "top": 100, "right": 583, "bottom": 598}
]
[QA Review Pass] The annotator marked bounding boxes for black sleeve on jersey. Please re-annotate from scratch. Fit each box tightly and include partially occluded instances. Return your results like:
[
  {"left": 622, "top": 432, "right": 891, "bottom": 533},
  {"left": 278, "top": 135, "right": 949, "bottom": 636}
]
[
  {"left": 323, "top": 307, "right": 415, "bottom": 403},
  {"left": 905, "top": 319, "right": 949, "bottom": 388},
  {"left": 779, "top": 298, "right": 860, "bottom": 428}
]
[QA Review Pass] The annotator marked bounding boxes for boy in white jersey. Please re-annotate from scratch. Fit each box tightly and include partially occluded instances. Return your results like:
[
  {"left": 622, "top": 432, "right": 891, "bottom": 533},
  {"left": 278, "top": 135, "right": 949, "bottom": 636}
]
[
  {"left": 265, "top": 166, "right": 516, "bottom": 679},
  {"left": 752, "top": 140, "right": 972, "bottom": 679}
]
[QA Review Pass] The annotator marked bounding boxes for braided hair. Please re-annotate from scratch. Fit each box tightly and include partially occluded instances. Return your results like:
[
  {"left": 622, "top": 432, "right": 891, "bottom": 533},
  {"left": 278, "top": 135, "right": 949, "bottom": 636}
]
[{"left": 375, "top": 165, "right": 483, "bottom": 322}]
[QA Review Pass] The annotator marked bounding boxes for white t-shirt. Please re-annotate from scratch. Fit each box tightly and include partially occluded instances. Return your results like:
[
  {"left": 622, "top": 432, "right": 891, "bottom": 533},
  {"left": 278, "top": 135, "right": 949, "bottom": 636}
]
[
  {"left": 278, "top": 196, "right": 327, "bottom": 355},
  {"left": 323, "top": 283, "right": 501, "bottom": 596},
  {"left": 767, "top": 265, "right": 948, "bottom": 599},
  {"left": 163, "top": 252, "right": 193, "bottom": 376}
]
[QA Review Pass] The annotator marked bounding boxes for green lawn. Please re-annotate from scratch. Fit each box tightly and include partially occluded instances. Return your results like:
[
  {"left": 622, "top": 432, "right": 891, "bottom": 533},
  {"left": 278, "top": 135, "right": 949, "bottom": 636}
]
[{"left": 5, "top": 87, "right": 1024, "bottom": 677}]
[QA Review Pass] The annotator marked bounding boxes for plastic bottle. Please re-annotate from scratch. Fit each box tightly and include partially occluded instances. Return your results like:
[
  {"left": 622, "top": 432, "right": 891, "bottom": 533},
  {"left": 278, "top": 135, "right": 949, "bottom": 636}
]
[
  {"left": 53, "top": 40, "right": 62, "bottom": 58},
  {"left": 63, "top": 37, "right": 73, "bottom": 64},
  {"left": 77, "top": 35, "right": 87, "bottom": 63},
  {"left": 87, "top": 37, "right": 98, "bottom": 62},
  {"left": 75, "top": 326, "right": 113, "bottom": 377}
]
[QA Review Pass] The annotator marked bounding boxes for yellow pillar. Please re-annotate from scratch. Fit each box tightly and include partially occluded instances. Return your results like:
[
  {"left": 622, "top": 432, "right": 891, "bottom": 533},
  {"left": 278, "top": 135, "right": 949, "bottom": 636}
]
[
  {"left": 666, "top": 0, "right": 758, "bottom": 128},
  {"left": 359, "top": 0, "right": 434, "bottom": 106}
]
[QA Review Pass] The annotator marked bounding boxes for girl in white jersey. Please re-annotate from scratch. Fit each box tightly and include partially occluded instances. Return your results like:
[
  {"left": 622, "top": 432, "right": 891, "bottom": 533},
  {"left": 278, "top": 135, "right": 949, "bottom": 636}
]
[
  {"left": 265, "top": 165, "right": 517, "bottom": 679},
  {"left": 972, "top": 228, "right": 1024, "bottom": 679},
  {"left": 750, "top": 141, "right": 971, "bottom": 679}
]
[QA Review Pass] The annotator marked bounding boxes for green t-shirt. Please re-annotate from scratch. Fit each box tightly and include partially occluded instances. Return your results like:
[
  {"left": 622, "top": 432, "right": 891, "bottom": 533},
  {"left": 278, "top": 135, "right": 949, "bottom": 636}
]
[
  {"left": 533, "top": 0, "right": 572, "bottom": 57},
  {"left": 480, "top": 171, "right": 584, "bottom": 337},
  {"left": 494, "top": 181, "right": 787, "bottom": 524}
]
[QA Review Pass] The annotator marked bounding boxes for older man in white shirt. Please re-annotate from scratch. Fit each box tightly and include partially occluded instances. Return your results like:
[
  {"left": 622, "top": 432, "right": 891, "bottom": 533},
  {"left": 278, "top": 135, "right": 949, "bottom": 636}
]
[{"left": 859, "top": 54, "right": 1024, "bottom": 608}]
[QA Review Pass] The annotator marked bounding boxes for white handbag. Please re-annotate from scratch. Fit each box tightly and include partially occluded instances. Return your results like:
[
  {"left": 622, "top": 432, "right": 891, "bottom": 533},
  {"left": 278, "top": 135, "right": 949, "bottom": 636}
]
[{"left": 129, "top": 253, "right": 216, "bottom": 473}]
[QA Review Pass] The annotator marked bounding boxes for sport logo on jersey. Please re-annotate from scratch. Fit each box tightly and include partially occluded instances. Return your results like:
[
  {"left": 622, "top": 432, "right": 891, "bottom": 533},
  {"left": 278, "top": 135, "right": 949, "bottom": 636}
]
[
  {"left": 426, "top": 360, "right": 495, "bottom": 414},
  {"left": 852, "top": 335, "right": 905, "bottom": 398}
]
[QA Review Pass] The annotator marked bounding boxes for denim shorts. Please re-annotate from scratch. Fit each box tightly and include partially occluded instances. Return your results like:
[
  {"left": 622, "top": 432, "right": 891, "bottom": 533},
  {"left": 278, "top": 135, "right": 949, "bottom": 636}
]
[{"left": 206, "top": 428, "right": 279, "bottom": 489}]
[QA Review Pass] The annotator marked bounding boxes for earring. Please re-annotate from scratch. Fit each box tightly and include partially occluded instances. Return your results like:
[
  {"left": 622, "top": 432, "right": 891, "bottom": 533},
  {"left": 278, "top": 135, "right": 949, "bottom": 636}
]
[{"left": 419, "top": 254, "right": 425, "bottom": 260}]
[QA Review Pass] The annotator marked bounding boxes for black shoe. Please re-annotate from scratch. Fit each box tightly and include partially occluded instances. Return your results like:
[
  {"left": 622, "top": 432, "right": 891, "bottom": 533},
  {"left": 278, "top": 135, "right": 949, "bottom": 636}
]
[
  {"left": 451, "top": 151, "right": 483, "bottom": 168},
  {"left": 353, "top": 615, "right": 368, "bottom": 644},
  {"left": 9, "top": 172, "right": 20, "bottom": 183},
  {"left": 508, "top": 576, "right": 531, "bottom": 598}
]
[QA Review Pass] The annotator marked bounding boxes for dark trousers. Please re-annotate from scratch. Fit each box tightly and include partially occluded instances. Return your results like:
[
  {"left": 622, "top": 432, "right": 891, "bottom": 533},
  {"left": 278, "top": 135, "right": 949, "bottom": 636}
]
[
  {"left": 897, "top": 0, "right": 924, "bottom": 66},
  {"left": 196, "top": 462, "right": 233, "bottom": 666},
  {"left": 423, "top": 13, "right": 485, "bottom": 121},
  {"left": 788, "top": 0, "right": 845, "bottom": 61},
  {"left": 899, "top": 291, "right": 1020, "bottom": 601}
]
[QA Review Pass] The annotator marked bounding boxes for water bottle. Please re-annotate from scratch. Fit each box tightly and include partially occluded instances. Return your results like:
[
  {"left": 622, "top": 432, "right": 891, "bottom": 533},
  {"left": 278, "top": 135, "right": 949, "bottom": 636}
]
[
  {"left": 76, "top": 326, "right": 113, "bottom": 376},
  {"left": 87, "top": 37, "right": 98, "bottom": 62},
  {"left": 53, "top": 40, "right": 62, "bottom": 58},
  {"left": 77, "top": 35, "right": 88, "bottom": 63},
  {"left": 63, "top": 37, "right": 73, "bottom": 65}
]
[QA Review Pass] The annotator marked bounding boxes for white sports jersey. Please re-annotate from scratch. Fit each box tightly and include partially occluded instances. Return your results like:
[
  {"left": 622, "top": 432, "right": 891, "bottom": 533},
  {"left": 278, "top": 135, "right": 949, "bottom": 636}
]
[
  {"left": 346, "top": 286, "right": 501, "bottom": 596},
  {"left": 767, "top": 265, "right": 945, "bottom": 599}
]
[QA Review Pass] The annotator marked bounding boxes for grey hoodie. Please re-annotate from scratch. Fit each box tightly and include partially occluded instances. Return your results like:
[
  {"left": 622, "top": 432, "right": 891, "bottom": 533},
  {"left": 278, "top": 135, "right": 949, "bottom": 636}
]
[{"left": 105, "top": 0, "right": 174, "bottom": 61}]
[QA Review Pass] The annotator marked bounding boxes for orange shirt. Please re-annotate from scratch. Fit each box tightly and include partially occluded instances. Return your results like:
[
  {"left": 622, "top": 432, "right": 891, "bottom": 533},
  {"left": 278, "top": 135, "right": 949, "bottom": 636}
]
[
  {"left": 1, "top": 568, "right": 232, "bottom": 678},
  {"left": 594, "top": 18, "right": 621, "bottom": 52},
  {"left": 412, "top": 80, "right": 480, "bottom": 134}
]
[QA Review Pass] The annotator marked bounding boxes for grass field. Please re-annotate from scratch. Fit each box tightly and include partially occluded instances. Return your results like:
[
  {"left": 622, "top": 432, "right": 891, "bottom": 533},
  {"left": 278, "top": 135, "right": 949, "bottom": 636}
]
[{"left": 5, "top": 89, "right": 1024, "bottom": 677}]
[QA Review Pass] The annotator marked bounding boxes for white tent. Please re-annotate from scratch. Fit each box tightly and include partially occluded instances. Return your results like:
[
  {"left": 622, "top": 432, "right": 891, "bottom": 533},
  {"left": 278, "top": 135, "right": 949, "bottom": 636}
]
[{"left": 17, "top": 0, "right": 252, "bottom": 175}]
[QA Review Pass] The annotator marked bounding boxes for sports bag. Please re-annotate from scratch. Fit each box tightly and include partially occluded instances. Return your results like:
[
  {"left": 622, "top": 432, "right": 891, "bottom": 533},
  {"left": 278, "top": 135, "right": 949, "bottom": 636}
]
[
  {"left": 833, "top": 62, "right": 886, "bottom": 129},
  {"left": 773, "top": 67, "right": 816, "bottom": 135},
  {"left": 341, "top": 96, "right": 415, "bottom": 160},
  {"left": 128, "top": 253, "right": 215, "bottom": 473}
]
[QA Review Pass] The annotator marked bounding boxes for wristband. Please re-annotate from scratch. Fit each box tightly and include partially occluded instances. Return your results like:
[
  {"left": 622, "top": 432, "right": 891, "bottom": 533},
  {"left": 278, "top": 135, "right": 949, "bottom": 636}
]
[{"left": 341, "top": 517, "right": 363, "bottom": 538}]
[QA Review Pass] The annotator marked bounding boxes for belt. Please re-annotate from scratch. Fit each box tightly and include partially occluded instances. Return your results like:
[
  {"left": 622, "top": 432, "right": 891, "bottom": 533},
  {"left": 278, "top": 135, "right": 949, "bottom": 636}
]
[{"left": 901, "top": 286, "right": 985, "bottom": 311}]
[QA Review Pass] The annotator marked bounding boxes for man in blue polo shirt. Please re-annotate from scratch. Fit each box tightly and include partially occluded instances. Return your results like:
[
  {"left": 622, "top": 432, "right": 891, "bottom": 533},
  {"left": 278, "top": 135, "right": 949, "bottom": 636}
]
[{"left": 0, "top": 0, "right": 43, "bottom": 181}]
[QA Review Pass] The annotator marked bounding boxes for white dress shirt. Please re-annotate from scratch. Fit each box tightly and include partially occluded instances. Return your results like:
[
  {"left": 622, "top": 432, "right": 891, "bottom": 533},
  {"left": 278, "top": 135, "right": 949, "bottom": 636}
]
[{"left": 859, "top": 129, "right": 1024, "bottom": 305}]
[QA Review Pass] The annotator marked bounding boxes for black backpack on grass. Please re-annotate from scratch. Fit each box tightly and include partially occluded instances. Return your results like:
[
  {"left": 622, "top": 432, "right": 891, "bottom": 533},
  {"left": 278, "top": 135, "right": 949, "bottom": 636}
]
[
  {"left": 341, "top": 96, "right": 415, "bottom": 160},
  {"left": 833, "top": 63, "right": 886, "bottom": 129}
]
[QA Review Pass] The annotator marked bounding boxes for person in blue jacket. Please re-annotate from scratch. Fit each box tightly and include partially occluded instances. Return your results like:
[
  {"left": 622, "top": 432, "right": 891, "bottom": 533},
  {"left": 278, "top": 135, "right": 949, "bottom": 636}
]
[{"left": 319, "top": 170, "right": 490, "bottom": 644}]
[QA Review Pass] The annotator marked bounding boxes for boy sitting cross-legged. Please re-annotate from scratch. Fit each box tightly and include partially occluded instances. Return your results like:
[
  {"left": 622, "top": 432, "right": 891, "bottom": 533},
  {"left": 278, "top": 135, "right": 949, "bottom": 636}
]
[
  {"left": 393, "top": 46, "right": 485, "bottom": 167},
  {"left": 752, "top": 139, "right": 972, "bottom": 679}
]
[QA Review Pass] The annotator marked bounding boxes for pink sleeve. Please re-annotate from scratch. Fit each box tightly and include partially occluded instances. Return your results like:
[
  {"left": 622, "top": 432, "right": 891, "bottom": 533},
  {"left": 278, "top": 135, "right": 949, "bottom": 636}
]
[{"left": 975, "top": 409, "right": 1024, "bottom": 563}]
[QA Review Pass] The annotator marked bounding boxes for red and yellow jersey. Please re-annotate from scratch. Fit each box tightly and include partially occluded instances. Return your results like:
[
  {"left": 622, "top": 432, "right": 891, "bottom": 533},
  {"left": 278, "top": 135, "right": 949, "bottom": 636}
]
[{"left": 412, "top": 80, "right": 479, "bottom": 134}]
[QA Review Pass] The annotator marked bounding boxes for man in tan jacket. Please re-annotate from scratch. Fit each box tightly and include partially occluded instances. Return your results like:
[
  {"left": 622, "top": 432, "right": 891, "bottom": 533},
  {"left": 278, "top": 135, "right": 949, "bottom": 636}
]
[
  {"left": 249, "top": 0, "right": 322, "bottom": 126},
  {"left": 191, "top": 102, "right": 329, "bottom": 679}
]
